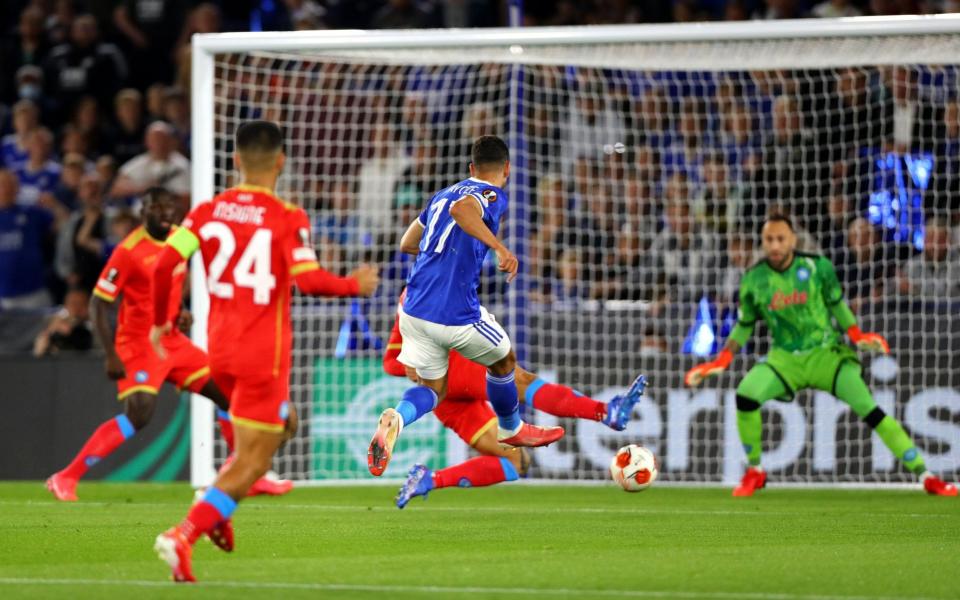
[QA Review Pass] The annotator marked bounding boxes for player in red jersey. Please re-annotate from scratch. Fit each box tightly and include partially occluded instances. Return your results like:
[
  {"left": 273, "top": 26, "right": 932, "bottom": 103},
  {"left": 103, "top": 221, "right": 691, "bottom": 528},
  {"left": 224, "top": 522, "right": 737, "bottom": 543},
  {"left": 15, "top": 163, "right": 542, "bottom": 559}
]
[
  {"left": 46, "top": 188, "right": 244, "bottom": 502},
  {"left": 149, "top": 121, "right": 379, "bottom": 583},
  {"left": 383, "top": 293, "right": 647, "bottom": 508}
]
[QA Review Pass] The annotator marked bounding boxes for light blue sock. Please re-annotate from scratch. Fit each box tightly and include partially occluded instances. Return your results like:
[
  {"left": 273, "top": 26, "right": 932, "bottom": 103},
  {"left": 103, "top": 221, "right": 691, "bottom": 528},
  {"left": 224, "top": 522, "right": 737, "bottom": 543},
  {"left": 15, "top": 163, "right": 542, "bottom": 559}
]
[
  {"left": 395, "top": 386, "right": 438, "bottom": 428},
  {"left": 201, "top": 486, "right": 237, "bottom": 520},
  {"left": 486, "top": 371, "right": 520, "bottom": 431}
]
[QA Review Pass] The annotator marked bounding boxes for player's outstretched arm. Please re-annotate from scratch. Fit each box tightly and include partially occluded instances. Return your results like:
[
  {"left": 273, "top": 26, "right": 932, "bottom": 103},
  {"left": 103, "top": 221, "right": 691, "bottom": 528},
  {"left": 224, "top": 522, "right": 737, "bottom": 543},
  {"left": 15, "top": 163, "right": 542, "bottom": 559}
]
[
  {"left": 820, "top": 256, "right": 889, "bottom": 354},
  {"left": 294, "top": 263, "right": 379, "bottom": 297},
  {"left": 449, "top": 197, "right": 518, "bottom": 282},
  {"left": 685, "top": 340, "right": 739, "bottom": 387}
]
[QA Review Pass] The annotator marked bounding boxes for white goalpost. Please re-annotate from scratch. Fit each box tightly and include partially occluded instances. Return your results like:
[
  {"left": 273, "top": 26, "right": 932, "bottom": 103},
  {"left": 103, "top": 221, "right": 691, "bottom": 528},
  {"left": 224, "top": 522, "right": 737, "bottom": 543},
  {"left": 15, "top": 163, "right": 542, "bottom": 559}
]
[{"left": 189, "top": 16, "right": 960, "bottom": 488}]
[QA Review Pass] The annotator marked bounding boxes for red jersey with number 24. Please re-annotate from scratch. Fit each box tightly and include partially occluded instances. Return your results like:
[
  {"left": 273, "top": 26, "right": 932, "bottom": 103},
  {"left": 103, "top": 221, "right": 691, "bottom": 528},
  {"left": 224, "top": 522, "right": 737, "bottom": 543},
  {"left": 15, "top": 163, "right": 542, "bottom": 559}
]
[{"left": 175, "top": 184, "right": 322, "bottom": 378}]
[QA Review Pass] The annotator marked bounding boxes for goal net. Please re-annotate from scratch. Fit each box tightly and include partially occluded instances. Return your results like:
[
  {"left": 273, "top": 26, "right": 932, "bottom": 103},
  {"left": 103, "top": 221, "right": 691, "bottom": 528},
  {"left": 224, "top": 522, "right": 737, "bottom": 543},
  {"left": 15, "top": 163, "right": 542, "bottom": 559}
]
[{"left": 191, "top": 18, "right": 960, "bottom": 486}]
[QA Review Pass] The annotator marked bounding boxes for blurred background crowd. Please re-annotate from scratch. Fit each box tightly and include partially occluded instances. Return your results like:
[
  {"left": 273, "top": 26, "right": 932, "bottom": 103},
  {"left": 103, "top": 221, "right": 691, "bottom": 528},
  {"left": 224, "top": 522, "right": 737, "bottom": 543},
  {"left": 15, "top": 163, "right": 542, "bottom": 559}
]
[{"left": 1, "top": 0, "right": 959, "bottom": 358}]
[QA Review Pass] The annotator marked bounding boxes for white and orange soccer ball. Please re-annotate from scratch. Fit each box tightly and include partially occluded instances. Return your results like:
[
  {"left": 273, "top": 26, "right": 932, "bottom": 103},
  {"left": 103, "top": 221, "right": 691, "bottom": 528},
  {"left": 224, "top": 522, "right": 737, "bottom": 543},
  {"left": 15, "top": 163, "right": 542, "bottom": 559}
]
[{"left": 610, "top": 444, "right": 658, "bottom": 492}]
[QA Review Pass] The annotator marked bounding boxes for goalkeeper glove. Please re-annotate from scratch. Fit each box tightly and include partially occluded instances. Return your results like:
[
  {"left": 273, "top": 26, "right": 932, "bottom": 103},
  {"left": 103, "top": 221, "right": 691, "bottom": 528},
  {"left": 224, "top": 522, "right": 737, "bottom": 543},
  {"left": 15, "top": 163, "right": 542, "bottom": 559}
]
[
  {"left": 684, "top": 349, "right": 734, "bottom": 387},
  {"left": 847, "top": 326, "right": 890, "bottom": 354}
]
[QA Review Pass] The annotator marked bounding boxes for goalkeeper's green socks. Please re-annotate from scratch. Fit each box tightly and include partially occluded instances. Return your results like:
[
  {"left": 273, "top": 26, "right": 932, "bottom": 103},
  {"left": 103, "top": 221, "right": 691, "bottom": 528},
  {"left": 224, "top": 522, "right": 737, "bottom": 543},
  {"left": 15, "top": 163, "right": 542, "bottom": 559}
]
[
  {"left": 875, "top": 415, "right": 926, "bottom": 475},
  {"left": 736, "top": 407, "right": 763, "bottom": 467}
]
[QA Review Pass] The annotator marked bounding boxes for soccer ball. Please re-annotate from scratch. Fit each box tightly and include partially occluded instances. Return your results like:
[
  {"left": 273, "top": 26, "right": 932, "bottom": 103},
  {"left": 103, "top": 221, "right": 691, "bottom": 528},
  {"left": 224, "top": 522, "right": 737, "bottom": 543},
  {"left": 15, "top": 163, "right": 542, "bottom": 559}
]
[{"left": 610, "top": 444, "right": 658, "bottom": 492}]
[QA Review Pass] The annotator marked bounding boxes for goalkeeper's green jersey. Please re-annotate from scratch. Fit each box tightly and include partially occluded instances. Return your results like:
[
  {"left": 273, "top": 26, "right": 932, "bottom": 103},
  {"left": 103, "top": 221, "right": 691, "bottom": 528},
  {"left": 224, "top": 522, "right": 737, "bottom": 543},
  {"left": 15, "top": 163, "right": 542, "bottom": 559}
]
[{"left": 728, "top": 252, "right": 857, "bottom": 353}]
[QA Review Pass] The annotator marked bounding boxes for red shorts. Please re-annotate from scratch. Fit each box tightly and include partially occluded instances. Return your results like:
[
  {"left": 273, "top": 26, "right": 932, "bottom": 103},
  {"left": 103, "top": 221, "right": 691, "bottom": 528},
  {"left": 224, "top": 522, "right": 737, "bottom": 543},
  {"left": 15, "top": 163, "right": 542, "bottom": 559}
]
[
  {"left": 213, "top": 368, "right": 290, "bottom": 433},
  {"left": 116, "top": 331, "right": 210, "bottom": 400},
  {"left": 433, "top": 351, "right": 496, "bottom": 446}
]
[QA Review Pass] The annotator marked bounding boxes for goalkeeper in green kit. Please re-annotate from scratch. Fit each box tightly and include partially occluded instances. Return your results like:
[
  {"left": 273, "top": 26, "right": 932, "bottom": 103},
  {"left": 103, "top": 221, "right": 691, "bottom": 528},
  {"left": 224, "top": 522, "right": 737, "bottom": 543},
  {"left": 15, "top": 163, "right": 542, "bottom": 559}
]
[{"left": 685, "top": 215, "right": 957, "bottom": 497}]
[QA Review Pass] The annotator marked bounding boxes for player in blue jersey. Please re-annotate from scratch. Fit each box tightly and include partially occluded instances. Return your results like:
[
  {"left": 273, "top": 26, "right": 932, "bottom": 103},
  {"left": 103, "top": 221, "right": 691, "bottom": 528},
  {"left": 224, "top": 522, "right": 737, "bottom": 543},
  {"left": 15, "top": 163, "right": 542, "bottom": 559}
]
[{"left": 367, "top": 135, "right": 564, "bottom": 476}]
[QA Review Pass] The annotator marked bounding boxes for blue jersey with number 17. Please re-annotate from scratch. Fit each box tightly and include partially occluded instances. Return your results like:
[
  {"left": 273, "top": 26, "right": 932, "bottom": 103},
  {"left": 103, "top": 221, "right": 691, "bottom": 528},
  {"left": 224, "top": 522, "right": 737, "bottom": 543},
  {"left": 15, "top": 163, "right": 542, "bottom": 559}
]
[{"left": 402, "top": 177, "right": 508, "bottom": 326}]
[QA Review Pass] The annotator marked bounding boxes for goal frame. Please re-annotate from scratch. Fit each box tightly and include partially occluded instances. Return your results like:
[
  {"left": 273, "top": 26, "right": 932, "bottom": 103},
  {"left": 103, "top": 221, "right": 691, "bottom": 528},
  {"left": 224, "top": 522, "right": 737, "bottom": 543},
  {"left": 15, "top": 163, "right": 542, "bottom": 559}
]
[{"left": 188, "top": 15, "right": 960, "bottom": 487}]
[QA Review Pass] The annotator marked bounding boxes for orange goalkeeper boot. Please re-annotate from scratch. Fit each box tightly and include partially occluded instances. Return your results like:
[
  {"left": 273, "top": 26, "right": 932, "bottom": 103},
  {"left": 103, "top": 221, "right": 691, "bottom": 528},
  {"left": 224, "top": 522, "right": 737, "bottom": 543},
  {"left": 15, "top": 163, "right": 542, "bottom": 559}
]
[
  {"left": 498, "top": 422, "right": 565, "bottom": 447},
  {"left": 154, "top": 527, "right": 196, "bottom": 583},
  {"left": 923, "top": 475, "right": 958, "bottom": 496},
  {"left": 733, "top": 467, "right": 767, "bottom": 497}
]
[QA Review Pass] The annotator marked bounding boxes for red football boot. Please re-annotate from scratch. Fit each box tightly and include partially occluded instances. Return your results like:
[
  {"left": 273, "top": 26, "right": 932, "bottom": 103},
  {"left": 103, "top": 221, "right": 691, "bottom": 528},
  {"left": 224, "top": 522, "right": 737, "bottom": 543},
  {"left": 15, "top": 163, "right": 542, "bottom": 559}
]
[
  {"left": 207, "top": 520, "right": 234, "bottom": 552},
  {"left": 247, "top": 471, "right": 294, "bottom": 497},
  {"left": 498, "top": 422, "right": 565, "bottom": 447},
  {"left": 923, "top": 475, "right": 958, "bottom": 497},
  {"left": 154, "top": 527, "right": 196, "bottom": 583},
  {"left": 45, "top": 472, "right": 78, "bottom": 502},
  {"left": 368, "top": 408, "right": 401, "bottom": 476},
  {"left": 733, "top": 467, "right": 767, "bottom": 497}
]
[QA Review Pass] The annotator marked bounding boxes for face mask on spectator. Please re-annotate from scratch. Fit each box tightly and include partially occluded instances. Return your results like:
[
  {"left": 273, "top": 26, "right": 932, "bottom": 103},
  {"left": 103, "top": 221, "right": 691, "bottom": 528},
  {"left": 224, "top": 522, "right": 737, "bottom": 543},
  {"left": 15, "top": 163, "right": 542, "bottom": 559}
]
[{"left": 18, "top": 84, "right": 41, "bottom": 100}]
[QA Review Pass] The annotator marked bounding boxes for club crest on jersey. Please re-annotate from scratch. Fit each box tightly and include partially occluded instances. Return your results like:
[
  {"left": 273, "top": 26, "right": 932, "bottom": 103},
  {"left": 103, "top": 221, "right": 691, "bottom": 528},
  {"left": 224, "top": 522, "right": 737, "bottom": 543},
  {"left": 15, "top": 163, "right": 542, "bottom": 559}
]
[
  {"left": 482, "top": 189, "right": 497, "bottom": 203},
  {"left": 769, "top": 290, "right": 808, "bottom": 311},
  {"left": 796, "top": 268, "right": 810, "bottom": 282},
  {"left": 135, "top": 370, "right": 149, "bottom": 383}
]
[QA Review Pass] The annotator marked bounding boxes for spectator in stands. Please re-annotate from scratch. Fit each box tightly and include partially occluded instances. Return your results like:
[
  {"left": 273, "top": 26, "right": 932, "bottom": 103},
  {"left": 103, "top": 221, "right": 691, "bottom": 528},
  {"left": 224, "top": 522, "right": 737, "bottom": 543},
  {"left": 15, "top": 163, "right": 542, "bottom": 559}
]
[
  {"left": 314, "top": 179, "right": 360, "bottom": 263},
  {"left": 828, "top": 67, "right": 890, "bottom": 160},
  {"left": 693, "top": 151, "right": 744, "bottom": 235},
  {"left": 372, "top": 0, "right": 435, "bottom": 29},
  {"left": 161, "top": 87, "right": 190, "bottom": 155},
  {"left": 51, "top": 152, "right": 85, "bottom": 210},
  {"left": 111, "top": 121, "right": 190, "bottom": 206},
  {"left": 104, "top": 88, "right": 146, "bottom": 166},
  {"left": 812, "top": 0, "right": 864, "bottom": 17},
  {"left": 898, "top": 218, "right": 960, "bottom": 298},
  {"left": 648, "top": 176, "right": 719, "bottom": 302},
  {"left": 394, "top": 142, "right": 439, "bottom": 225},
  {"left": 113, "top": 0, "right": 184, "bottom": 89},
  {"left": 355, "top": 122, "right": 409, "bottom": 259},
  {"left": 70, "top": 95, "right": 107, "bottom": 158},
  {"left": 720, "top": 233, "right": 756, "bottom": 307},
  {"left": 821, "top": 189, "right": 852, "bottom": 263},
  {"left": 56, "top": 173, "right": 108, "bottom": 293},
  {"left": 47, "top": 0, "right": 78, "bottom": 46},
  {"left": 0, "top": 6, "right": 49, "bottom": 104},
  {"left": 145, "top": 83, "right": 168, "bottom": 123},
  {"left": 529, "top": 173, "right": 566, "bottom": 291},
  {"left": 638, "top": 323, "right": 669, "bottom": 356},
  {"left": 1, "top": 99, "right": 39, "bottom": 171},
  {"left": 884, "top": 66, "right": 945, "bottom": 153},
  {"left": 564, "top": 79, "right": 629, "bottom": 176},
  {"left": 933, "top": 100, "right": 960, "bottom": 218},
  {"left": 12, "top": 65, "right": 53, "bottom": 119},
  {"left": 547, "top": 248, "right": 590, "bottom": 308},
  {"left": 32, "top": 287, "right": 92, "bottom": 356},
  {"left": 837, "top": 218, "right": 891, "bottom": 309},
  {"left": 44, "top": 14, "right": 128, "bottom": 123},
  {"left": 14, "top": 127, "right": 61, "bottom": 208},
  {"left": 751, "top": 95, "right": 826, "bottom": 234},
  {"left": 0, "top": 169, "right": 55, "bottom": 310}
]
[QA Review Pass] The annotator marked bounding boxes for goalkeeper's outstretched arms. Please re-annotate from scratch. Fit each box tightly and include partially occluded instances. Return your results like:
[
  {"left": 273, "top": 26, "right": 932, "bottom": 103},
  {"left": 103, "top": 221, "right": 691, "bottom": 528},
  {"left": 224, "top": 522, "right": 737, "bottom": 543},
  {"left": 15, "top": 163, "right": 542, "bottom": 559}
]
[
  {"left": 821, "top": 258, "right": 890, "bottom": 354},
  {"left": 685, "top": 279, "right": 758, "bottom": 387}
]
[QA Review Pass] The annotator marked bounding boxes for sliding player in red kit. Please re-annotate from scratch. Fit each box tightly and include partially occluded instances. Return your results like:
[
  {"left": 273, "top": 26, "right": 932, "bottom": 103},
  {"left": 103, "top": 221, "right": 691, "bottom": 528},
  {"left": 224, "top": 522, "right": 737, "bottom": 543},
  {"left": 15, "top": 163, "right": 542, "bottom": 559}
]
[
  {"left": 149, "top": 121, "right": 379, "bottom": 582},
  {"left": 385, "top": 291, "right": 647, "bottom": 508}
]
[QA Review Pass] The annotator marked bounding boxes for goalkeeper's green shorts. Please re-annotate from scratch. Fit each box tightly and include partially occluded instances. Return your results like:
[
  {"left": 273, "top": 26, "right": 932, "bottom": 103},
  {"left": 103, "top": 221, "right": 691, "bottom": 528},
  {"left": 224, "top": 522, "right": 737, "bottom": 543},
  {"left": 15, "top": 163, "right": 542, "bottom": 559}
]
[{"left": 737, "top": 344, "right": 860, "bottom": 403}]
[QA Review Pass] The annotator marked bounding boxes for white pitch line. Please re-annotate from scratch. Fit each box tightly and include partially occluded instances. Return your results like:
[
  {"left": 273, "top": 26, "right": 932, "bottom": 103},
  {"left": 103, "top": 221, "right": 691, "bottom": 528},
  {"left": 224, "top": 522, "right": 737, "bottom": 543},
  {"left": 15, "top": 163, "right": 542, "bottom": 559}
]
[
  {"left": 0, "top": 578, "right": 943, "bottom": 600},
  {"left": 1, "top": 499, "right": 952, "bottom": 519}
]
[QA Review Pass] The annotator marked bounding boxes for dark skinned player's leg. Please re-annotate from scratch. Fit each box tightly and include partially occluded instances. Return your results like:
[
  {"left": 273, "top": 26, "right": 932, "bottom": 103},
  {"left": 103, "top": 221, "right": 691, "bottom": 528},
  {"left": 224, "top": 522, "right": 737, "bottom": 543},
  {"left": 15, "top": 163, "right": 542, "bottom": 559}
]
[
  {"left": 197, "top": 379, "right": 236, "bottom": 451},
  {"left": 213, "top": 424, "right": 286, "bottom": 500},
  {"left": 47, "top": 391, "right": 159, "bottom": 501}
]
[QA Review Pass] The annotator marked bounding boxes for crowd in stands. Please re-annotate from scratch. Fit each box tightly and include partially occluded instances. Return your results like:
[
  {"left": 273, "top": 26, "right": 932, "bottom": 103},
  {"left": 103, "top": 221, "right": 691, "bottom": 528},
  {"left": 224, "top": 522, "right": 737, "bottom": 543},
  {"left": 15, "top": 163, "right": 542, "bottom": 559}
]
[{"left": 1, "top": 0, "right": 959, "bottom": 358}]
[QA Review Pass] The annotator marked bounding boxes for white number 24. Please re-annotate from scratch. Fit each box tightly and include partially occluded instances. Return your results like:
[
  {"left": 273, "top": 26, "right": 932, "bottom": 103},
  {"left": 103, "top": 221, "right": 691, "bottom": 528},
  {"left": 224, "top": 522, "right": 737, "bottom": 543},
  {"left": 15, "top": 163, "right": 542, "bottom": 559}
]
[{"left": 199, "top": 222, "right": 276, "bottom": 305}]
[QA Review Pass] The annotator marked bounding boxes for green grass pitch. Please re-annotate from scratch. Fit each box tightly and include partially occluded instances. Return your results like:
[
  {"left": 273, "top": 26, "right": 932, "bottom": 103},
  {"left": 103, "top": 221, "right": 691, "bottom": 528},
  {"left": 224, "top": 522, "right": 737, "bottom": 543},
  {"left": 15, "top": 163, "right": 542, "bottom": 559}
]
[{"left": 0, "top": 481, "right": 956, "bottom": 599}]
